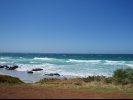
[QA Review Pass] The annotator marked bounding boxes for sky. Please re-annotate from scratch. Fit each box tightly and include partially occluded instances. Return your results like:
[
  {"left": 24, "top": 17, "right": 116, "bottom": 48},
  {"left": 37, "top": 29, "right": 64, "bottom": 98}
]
[{"left": 0, "top": 0, "right": 133, "bottom": 54}]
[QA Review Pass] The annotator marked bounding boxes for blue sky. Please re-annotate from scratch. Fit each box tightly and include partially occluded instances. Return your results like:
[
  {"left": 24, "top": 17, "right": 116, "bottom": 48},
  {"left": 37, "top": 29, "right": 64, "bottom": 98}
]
[{"left": 0, "top": 0, "right": 133, "bottom": 54}]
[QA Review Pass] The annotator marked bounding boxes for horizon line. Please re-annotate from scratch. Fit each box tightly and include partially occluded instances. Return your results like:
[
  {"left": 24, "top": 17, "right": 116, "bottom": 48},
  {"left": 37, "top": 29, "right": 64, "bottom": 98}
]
[{"left": 0, "top": 52, "right": 133, "bottom": 55}]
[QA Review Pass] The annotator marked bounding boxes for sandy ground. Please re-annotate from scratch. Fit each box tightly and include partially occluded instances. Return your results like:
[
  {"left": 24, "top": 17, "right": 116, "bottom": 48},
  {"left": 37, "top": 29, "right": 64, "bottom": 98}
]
[{"left": 0, "top": 85, "right": 132, "bottom": 99}]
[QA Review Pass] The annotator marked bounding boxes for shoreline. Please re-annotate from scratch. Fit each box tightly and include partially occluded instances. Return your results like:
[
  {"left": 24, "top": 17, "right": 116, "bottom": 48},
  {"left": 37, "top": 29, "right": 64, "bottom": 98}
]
[
  {"left": 0, "top": 67, "right": 133, "bottom": 99},
  {"left": 0, "top": 70, "right": 81, "bottom": 83},
  {"left": 0, "top": 64, "right": 109, "bottom": 83}
]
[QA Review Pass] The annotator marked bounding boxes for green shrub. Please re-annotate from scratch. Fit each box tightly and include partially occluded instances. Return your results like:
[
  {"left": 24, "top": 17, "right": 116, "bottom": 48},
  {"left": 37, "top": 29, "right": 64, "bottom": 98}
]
[
  {"left": 37, "top": 68, "right": 133, "bottom": 86},
  {"left": 125, "top": 68, "right": 133, "bottom": 82},
  {"left": 81, "top": 68, "right": 133, "bottom": 85},
  {"left": 105, "top": 77, "right": 112, "bottom": 84},
  {"left": 112, "top": 68, "right": 133, "bottom": 85},
  {"left": 0, "top": 75, "right": 24, "bottom": 84}
]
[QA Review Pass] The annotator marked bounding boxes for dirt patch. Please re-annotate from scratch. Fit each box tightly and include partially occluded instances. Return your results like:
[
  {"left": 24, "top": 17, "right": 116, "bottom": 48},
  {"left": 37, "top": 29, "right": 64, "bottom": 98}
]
[{"left": 0, "top": 85, "right": 132, "bottom": 99}]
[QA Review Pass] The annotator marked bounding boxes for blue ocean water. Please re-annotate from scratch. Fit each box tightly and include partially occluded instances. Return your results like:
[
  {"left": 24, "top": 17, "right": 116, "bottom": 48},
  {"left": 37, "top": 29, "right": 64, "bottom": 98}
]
[{"left": 0, "top": 53, "right": 133, "bottom": 77}]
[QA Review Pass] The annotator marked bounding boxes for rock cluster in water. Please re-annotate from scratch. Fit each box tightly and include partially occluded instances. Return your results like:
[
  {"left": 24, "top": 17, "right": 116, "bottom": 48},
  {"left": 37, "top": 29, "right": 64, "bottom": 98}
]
[
  {"left": 45, "top": 73, "right": 60, "bottom": 76},
  {"left": 27, "top": 68, "right": 43, "bottom": 74},
  {"left": 0, "top": 64, "right": 61, "bottom": 77},
  {"left": 0, "top": 65, "right": 18, "bottom": 70}
]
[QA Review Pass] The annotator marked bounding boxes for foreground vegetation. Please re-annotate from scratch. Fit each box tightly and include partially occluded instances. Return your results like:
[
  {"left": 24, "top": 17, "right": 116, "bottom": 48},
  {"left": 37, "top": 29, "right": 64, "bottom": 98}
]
[
  {"left": 38, "top": 68, "right": 133, "bottom": 85},
  {"left": 0, "top": 68, "right": 133, "bottom": 95},
  {"left": 36, "top": 68, "right": 133, "bottom": 94},
  {"left": 78, "top": 68, "right": 133, "bottom": 86},
  {"left": 0, "top": 75, "right": 24, "bottom": 84}
]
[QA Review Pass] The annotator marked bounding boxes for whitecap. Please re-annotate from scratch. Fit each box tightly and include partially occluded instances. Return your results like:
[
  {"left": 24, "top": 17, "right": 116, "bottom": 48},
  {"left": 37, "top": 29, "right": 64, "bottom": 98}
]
[
  {"left": 30, "top": 61, "right": 38, "bottom": 64},
  {"left": 33, "top": 57, "right": 55, "bottom": 61},
  {"left": 16, "top": 63, "right": 56, "bottom": 72},
  {"left": 66, "top": 59, "right": 101, "bottom": 63},
  {"left": 104, "top": 60, "right": 125, "bottom": 65},
  {"left": 33, "top": 57, "right": 66, "bottom": 64},
  {"left": 58, "top": 71, "right": 111, "bottom": 77},
  {"left": 0, "top": 57, "right": 12, "bottom": 60},
  {"left": 0, "top": 61, "right": 8, "bottom": 64},
  {"left": 126, "top": 64, "right": 133, "bottom": 68}
]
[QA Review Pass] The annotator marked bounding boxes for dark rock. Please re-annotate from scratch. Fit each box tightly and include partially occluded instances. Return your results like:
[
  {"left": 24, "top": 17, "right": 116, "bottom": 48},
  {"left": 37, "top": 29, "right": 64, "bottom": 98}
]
[
  {"left": 0, "top": 65, "right": 5, "bottom": 68},
  {"left": 3, "top": 65, "right": 9, "bottom": 69},
  {"left": 53, "top": 73, "right": 60, "bottom": 76},
  {"left": 27, "top": 71, "right": 33, "bottom": 74},
  {"left": 6, "top": 65, "right": 18, "bottom": 70},
  {"left": 32, "top": 68, "right": 43, "bottom": 71},
  {"left": 45, "top": 73, "right": 60, "bottom": 76}
]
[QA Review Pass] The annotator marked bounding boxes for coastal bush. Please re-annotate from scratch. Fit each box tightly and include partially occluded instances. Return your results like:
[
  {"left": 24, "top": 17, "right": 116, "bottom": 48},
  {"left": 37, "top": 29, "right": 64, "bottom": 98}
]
[
  {"left": 81, "top": 76, "right": 106, "bottom": 83},
  {"left": 0, "top": 75, "right": 24, "bottom": 84},
  {"left": 112, "top": 68, "right": 133, "bottom": 85},
  {"left": 37, "top": 68, "right": 133, "bottom": 86},
  {"left": 37, "top": 78, "right": 61, "bottom": 84},
  {"left": 81, "top": 68, "right": 133, "bottom": 85},
  {"left": 105, "top": 77, "right": 112, "bottom": 84}
]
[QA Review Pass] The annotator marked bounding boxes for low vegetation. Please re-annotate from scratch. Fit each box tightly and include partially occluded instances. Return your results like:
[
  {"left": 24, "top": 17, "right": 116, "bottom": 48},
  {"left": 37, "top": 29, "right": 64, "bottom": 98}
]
[
  {"left": 80, "top": 68, "right": 133, "bottom": 85},
  {"left": 0, "top": 68, "right": 133, "bottom": 93},
  {"left": 0, "top": 75, "right": 24, "bottom": 84},
  {"left": 113, "top": 68, "right": 133, "bottom": 85},
  {"left": 0, "top": 67, "right": 132, "bottom": 85},
  {"left": 36, "top": 68, "right": 133, "bottom": 94},
  {"left": 0, "top": 68, "right": 132, "bottom": 99}
]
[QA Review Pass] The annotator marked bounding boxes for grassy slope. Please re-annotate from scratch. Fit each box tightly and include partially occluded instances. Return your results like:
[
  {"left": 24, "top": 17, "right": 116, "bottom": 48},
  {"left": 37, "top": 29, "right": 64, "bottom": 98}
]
[
  {"left": 0, "top": 74, "right": 133, "bottom": 98},
  {"left": 0, "top": 75, "right": 24, "bottom": 85},
  {"left": 35, "top": 79, "right": 133, "bottom": 96}
]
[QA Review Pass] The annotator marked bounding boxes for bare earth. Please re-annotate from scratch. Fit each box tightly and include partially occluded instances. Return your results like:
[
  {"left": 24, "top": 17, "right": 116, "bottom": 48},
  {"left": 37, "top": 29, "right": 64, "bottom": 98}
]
[{"left": 0, "top": 86, "right": 132, "bottom": 99}]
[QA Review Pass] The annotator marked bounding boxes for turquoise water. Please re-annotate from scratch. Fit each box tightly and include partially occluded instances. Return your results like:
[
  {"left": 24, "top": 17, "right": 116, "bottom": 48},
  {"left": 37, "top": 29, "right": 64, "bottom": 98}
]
[{"left": 0, "top": 53, "right": 133, "bottom": 77}]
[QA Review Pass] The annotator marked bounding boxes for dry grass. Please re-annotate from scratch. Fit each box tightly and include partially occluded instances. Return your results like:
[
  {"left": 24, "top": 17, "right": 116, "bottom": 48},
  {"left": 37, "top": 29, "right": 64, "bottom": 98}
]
[
  {"left": 36, "top": 78, "right": 133, "bottom": 94},
  {"left": 0, "top": 74, "right": 132, "bottom": 98}
]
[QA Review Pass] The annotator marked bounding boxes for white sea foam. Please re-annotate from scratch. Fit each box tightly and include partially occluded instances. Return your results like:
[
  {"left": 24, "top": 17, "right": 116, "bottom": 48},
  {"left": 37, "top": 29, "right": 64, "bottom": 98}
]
[
  {"left": 16, "top": 63, "right": 56, "bottom": 72},
  {"left": 0, "top": 61, "right": 8, "bottom": 64},
  {"left": 30, "top": 61, "right": 38, "bottom": 64},
  {"left": 4, "top": 62, "right": 113, "bottom": 77},
  {"left": 104, "top": 60, "right": 126, "bottom": 65},
  {"left": 33, "top": 57, "right": 56, "bottom": 61},
  {"left": 58, "top": 71, "right": 111, "bottom": 77},
  {"left": 126, "top": 64, "right": 133, "bottom": 68},
  {"left": 67, "top": 59, "right": 101, "bottom": 63},
  {"left": 1, "top": 56, "right": 131, "bottom": 78},
  {"left": 33, "top": 57, "right": 66, "bottom": 64},
  {"left": 0, "top": 57, "right": 12, "bottom": 60}
]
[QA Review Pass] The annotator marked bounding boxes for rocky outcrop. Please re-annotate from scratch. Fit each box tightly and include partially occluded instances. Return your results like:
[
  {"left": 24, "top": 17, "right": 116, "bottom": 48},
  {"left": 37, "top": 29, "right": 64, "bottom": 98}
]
[
  {"left": 0, "top": 65, "right": 9, "bottom": 69},
  {"left": 27, "top": 71, "right": 33, "bottom": 74},
  {"left": 0, "top": 65, "right": 5, "bottom": 68},
  {"left": 32, "top": 68, "right": 43, "bottom": 71},
  {"left": 5, "top": 65, "right": 18, "bottom": 70},
  {"left": 45, "top": 73, "right": 60, "bottom": 76}
]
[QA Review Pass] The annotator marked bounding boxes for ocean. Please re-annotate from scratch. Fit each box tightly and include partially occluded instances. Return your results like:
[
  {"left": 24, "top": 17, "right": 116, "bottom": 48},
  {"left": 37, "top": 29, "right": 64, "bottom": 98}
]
[{"left": 0, "top": 53, "right": 133, "bottom": 83}]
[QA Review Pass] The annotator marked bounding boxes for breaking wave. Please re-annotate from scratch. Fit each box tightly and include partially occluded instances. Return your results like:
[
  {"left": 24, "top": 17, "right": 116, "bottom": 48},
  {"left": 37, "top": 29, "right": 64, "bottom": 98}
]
[
  {"left": 104, "top": 60, "right": 126, "bottom": 65},
  {"left": 1, "top": 55, "right": 133, "bottom": 77},
  {"left": 126, "top": 64, "right": 133, "bottom": 68},
  {"left": 33, "top": 57, "right": 56, "bottom": 61},
  {"left": 67, "top": 59, "right": 101, "bottom": 63}
]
